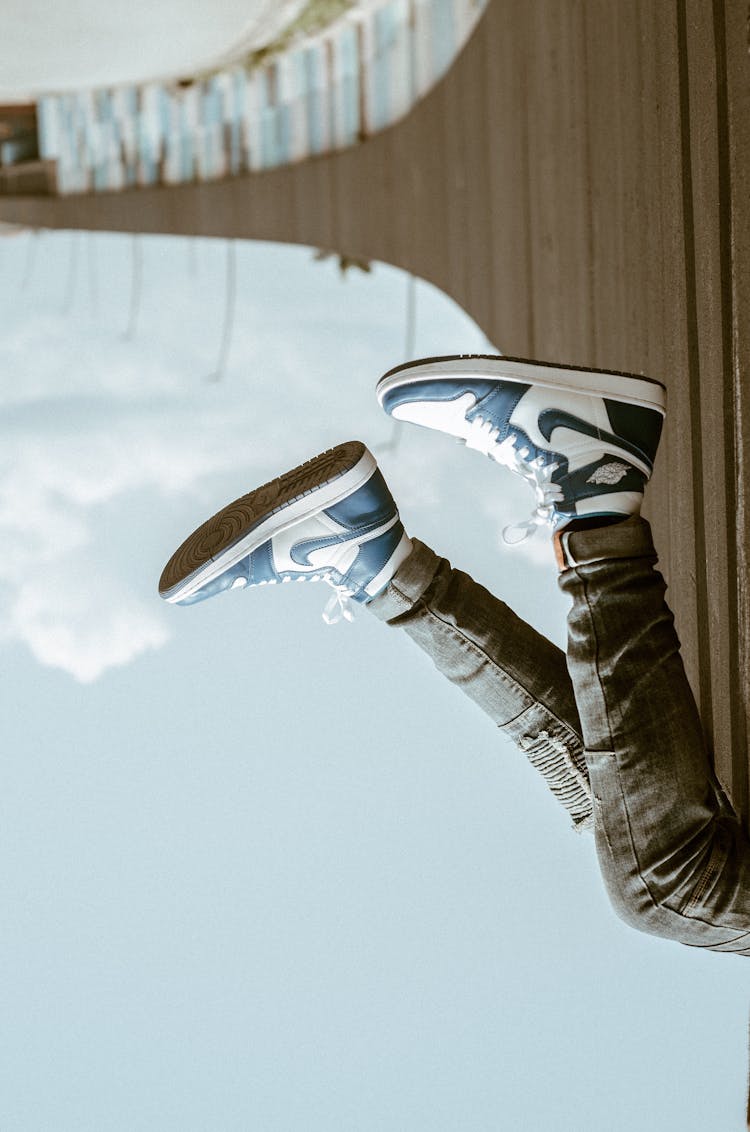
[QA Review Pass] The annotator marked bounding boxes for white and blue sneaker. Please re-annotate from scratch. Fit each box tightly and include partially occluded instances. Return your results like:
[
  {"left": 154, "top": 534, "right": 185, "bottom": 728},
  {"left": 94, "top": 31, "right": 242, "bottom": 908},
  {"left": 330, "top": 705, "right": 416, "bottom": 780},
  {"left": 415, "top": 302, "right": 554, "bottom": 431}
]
[
  {"left": 377, "top": 354, "right": 667, "bottom": 541},
  {"left": 159, "top": 441, "right": 412, "bottom": 623}
]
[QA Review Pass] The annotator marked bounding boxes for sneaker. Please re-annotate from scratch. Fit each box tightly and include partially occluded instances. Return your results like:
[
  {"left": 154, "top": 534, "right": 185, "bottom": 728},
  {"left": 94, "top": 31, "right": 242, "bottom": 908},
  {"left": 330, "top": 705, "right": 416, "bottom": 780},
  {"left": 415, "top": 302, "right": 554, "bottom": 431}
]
[
  {"left": 377, "top": 354, "right": 666, "bottom": 541},
  {"left": 158, "top": 441, "right": 412, "bottom": 622}
]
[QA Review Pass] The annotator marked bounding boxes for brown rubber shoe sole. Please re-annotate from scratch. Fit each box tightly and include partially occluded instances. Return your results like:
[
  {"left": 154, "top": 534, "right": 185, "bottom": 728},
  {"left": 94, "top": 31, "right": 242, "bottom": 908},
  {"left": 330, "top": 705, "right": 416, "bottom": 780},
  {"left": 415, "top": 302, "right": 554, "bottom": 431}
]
[{"left": 158, "top": 440, "right": 367, "bottom": 601}]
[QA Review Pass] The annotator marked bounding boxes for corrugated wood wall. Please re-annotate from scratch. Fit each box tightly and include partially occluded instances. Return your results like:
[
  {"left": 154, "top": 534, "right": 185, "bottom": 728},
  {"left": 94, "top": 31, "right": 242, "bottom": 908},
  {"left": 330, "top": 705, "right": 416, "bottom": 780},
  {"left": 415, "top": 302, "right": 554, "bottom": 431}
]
[{"left": 2, "top": 0, "right": 748, "bottom": 821}]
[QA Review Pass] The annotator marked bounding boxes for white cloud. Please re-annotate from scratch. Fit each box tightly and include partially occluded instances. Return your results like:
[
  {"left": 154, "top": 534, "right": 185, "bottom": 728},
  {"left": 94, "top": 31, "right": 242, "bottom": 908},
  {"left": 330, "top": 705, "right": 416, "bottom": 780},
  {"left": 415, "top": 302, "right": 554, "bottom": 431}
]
[
  {"left": 7, "top": 564, "right": 169, "bottom": 684},
  {"left": 0, "top": 231, "right": 510, "bottom": 682},
  {"left": 0, "top": 311, "right": 378, "bottom": 682},
  {"left": 0, "top": 397, "right": 287, "bottom": 682}
]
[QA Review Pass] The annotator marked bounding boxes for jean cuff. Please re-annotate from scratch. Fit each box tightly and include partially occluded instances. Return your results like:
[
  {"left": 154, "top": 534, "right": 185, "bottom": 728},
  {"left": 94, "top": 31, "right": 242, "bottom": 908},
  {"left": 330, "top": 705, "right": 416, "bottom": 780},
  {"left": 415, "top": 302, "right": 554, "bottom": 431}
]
[
  {"left": 366, "top": 537, "right": 441, "bottom": 623},
  {"left": 554, "top": 515, "right": 656, "bottom": 570}
]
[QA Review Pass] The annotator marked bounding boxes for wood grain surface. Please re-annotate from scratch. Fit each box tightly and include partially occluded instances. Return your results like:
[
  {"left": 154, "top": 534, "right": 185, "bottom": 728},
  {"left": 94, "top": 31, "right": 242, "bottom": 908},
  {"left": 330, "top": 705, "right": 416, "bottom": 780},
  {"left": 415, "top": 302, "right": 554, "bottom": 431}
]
[{"left": 2, "top": 0, "right": 747, "bottom": 821}]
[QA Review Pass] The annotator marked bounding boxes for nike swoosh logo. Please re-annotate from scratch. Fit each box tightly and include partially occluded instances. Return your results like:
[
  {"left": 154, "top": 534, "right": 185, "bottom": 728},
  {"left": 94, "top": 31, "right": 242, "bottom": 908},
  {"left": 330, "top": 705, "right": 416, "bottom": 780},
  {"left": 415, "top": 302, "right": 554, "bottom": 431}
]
[
  {"left": 290, "top": 534, "right": 346, "bottom": 567},
  {"left": 291, "top": 513, "right": 400, "bottom": 567},
  {"left": 537, "top": 410, "right": 652, "bottom": 473}
]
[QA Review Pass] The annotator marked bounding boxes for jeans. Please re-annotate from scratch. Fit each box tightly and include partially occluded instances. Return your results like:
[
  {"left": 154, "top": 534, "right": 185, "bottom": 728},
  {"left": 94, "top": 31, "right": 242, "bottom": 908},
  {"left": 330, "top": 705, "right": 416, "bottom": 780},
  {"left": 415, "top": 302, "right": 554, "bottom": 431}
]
[{"left": 368, "top": 517, "right": 750, "bottom": 956}]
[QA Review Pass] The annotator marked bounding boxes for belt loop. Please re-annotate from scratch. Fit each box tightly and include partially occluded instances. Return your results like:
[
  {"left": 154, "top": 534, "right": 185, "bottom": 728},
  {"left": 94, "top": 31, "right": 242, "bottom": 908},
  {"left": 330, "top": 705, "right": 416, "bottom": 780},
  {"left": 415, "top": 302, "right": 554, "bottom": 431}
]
[{"left": 553, "top": 530, "right": 578, "bottom": 570}]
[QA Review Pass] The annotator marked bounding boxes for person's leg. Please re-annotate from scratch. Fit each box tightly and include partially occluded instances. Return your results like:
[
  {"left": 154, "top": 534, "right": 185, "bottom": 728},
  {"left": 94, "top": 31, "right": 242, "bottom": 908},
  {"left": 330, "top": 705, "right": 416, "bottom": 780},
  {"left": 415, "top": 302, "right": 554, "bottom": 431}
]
[
  {"left": 158, "top": 435, "right": 593, "bottom": 831},
  {"left": 377, "top": 351, "right": 750, "bottom": 953},
  {"left": 556, "top": 517, "right": 750, "bottom": 954},
  {"left": 368, "top": 538, "right": 593, "bottom": 832}
]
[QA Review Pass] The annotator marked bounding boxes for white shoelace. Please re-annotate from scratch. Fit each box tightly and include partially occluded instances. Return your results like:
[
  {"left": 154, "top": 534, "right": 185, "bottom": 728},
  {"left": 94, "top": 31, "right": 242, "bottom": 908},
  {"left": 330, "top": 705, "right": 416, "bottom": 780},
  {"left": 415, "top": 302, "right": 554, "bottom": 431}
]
[
  {"left": 233, "top": 572, "right": 357, "bottom": 624},
  {"left": 464, "top": 417, "right": 564, "bottom": 543},
  {"left": 321, "top": 577, "right": 356, "bottom": 625}
]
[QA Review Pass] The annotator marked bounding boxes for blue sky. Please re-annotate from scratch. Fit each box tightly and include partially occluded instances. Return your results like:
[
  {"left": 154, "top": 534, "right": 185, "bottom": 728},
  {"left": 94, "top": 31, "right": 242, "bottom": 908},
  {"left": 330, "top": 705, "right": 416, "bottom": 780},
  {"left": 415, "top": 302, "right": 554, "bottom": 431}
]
[{"left": 0, "top": 230, "right": 746, "bottom": 1131}]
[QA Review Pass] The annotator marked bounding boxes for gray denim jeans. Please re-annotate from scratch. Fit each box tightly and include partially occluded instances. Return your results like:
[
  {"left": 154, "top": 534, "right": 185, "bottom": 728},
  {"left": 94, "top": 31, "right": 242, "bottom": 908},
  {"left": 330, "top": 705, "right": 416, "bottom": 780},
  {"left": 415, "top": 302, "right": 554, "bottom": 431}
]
[{"left": 368, "top": 517, "right": 750, "bottom": 956}]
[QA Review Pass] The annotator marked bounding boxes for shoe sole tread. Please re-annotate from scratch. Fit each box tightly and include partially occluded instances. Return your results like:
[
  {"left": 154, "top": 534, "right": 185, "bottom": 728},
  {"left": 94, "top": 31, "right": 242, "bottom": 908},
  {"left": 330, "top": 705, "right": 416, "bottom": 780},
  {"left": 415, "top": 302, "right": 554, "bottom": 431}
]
[{"left": 159, "top": 440, "right": 366, "bottom": 598}]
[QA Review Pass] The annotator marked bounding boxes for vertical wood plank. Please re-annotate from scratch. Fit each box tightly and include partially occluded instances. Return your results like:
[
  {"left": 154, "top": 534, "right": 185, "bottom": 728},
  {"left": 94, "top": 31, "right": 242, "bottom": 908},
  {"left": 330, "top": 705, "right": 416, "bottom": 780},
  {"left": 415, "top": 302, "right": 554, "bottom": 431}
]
[
  {"left": 682, "top": 0, "right": 734, "bottom": 789},
  {"left": 483, "top": 0, "right": 535, "bottom": 355},
  {"left": 1, "top": 0, "right": 748, "bottom": 821},
  {"left": 719, "top": 0, "right": 750, "bottom": 819}
]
